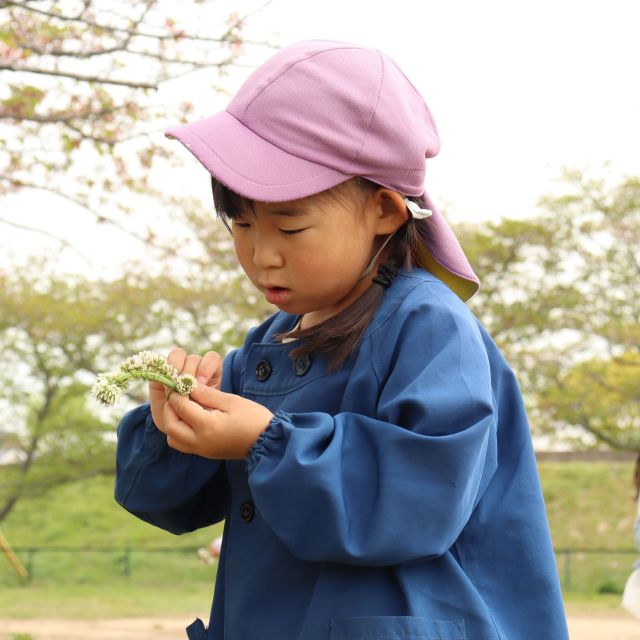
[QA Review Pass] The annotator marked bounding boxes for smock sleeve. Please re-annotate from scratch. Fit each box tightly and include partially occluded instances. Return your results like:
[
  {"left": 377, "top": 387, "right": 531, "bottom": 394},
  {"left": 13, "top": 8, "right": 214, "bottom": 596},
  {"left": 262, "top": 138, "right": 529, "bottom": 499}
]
[
  {"left": 114, "top": 349, "right": 240, "bottom": 534},
  {"left": 246, "top": 290, "right": 498, "bottom": 565}
]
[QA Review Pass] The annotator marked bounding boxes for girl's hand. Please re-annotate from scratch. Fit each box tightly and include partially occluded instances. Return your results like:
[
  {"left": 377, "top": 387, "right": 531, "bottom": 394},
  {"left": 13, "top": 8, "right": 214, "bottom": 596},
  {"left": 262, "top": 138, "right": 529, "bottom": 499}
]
[
  {"left": 163, "top": 384, "right": 274, "bottom": 460},
  {"left": 149, "top": 348, "right": 223, "bottom": 434}
]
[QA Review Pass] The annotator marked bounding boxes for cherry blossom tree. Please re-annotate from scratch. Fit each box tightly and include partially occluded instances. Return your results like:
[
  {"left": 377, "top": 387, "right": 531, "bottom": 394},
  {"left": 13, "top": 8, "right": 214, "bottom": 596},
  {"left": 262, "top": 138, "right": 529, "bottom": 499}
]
[{"left": 0, "top": 0, "right": 276, "bottom": 252}]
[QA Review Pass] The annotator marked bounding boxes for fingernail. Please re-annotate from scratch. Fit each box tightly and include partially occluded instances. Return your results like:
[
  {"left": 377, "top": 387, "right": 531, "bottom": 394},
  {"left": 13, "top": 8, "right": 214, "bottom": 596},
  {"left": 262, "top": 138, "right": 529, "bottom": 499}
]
[{"left": 197, "top": 376, "right": 207, "bottom": 383}]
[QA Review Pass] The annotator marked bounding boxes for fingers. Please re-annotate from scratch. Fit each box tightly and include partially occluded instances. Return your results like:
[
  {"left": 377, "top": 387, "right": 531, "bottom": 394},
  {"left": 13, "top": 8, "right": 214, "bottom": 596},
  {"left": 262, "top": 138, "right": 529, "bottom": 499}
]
[
  {"left": 150, "top": 347, "right": 184, "bottom": 396},
  {"left": 169, "top": 349, "right": 223, "bottom": 383},
  {"left": 149, "top": 347, "right": 187, "bottom": 431},
  {"left": 167, "top": 387, "right": 218, "bottom": 430},
  {"left": 152, "top": 348, "right": 224, "bottom": 411},
  {"left": 196, "top": 351, "right": 223, "bottom": 388},
  {"left": 178, "top": 353, "right": 201, "bottom": 377},
  {"left": 163, "top": 402, "right": 198, "bottom": 453},
  {"left": 165, "top": 349, "right": 199, "bottom": 400},
  {"left": 150, "top": 347, "right": 220, "bottom": 433},
  {"left": 188, "top": 382, "right": 229, "bottom": 410},
  {"left": 165, "top": 347, "right": 187, "bottom": 376}
]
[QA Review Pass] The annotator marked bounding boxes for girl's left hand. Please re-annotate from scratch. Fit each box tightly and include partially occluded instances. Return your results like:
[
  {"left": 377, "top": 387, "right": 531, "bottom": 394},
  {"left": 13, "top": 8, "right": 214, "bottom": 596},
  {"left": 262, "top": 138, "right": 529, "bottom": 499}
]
[{"left": 163, "top": 383, "right": 274, "bottom": 459}]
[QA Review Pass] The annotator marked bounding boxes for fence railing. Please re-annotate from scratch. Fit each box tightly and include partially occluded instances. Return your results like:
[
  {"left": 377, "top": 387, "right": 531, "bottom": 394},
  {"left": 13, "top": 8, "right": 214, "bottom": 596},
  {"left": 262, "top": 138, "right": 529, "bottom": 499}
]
[
  {"left": 6, "top": 546, "right": 639, "bottom": 593},
  {"left": 8, "top": 546, "right": 204, "bottom": 583},
  {"left": 554, "top": 547, "right": 637, "bottom": 592}
]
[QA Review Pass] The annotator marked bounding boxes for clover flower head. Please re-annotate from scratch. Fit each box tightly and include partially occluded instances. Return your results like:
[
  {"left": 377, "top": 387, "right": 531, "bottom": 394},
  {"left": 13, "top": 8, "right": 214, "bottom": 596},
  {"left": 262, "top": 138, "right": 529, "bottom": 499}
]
[
  {"left": 91, "top": 373, "right": 125, "bottom": 406},
  {"left": 119, "top": 350, "right": 177, "bottom": 379},
  {"left": 175, "top": 374, "right": 197, "bottom": 396}
]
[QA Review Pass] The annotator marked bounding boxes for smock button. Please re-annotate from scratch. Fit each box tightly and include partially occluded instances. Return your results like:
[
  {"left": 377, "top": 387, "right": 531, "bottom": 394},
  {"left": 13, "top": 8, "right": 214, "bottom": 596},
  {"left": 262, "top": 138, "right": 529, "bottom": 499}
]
[
  {"left": 240, "top": 500, "right": 255, "bottom": 523},
  {"left": 293, "top": 355, "right": 311, "bottom": 376},
  {"left": 255, "top": 360, "right": 272, "bottom": 381}
]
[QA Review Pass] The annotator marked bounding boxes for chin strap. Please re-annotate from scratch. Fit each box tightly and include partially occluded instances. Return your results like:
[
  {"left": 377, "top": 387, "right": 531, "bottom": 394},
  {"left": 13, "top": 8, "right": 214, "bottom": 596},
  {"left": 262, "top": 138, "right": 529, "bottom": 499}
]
[
  {"left": 360, "top": 229, "right": 399, "bottom": 278},
  {"left": 360, "top": 197, "right": 433, "bottom": 279}
]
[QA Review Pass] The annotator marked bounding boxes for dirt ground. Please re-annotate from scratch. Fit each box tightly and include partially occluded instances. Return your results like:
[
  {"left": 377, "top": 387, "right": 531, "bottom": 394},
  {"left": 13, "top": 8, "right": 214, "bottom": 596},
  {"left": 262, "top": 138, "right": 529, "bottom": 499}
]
[{"left": 1, "top": 615, "right": 640, "bottom": 639}]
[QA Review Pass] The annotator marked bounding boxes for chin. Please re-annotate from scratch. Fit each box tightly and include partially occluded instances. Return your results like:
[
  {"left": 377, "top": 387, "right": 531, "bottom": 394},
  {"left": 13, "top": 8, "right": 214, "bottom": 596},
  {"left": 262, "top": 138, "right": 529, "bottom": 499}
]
[{"left": 274, "top": 301, "right": 305, "bottom": 315}]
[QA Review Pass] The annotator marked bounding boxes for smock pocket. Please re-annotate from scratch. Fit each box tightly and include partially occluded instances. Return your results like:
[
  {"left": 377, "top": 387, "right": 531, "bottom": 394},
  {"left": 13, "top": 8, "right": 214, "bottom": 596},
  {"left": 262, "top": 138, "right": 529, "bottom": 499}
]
[{"left": 329, "top": 616, "right": 466, "bottom": 640}]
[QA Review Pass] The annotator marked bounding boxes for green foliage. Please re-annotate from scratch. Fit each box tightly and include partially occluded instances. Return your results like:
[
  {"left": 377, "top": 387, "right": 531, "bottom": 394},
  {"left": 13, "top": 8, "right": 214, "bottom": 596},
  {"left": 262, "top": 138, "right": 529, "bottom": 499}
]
[
  {"left": 459, "top": 169, "right": 640, "bottom": 449},
  {"left": 540, "top": 461, "right": 635, "bottom": 550},
  {"left": 541, "top": 355, "right": 640, "bottom": 450},
  {"left": 0, "top": 251, "right": 271, "bottom": 523},
  {"left": 0, "top": 474, "right": 223, "bottom": 605},
  {"left": 597, "top": 580, "right": 623, "bottom": 594},
  {"left": 0, "top": 580, "right": 213, "bottom": 619}
]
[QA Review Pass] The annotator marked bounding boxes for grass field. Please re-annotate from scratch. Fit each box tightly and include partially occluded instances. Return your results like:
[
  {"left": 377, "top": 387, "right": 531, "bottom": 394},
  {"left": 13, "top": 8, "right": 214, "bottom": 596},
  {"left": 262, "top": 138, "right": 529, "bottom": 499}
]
[{"left": 0, "top": 460, "right": 637, "bottom": 618}]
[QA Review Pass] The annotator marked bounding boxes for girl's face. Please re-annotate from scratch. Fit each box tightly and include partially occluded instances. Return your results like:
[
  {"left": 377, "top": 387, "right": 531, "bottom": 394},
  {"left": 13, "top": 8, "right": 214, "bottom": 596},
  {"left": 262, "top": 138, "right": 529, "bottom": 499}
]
[{"left": 231, "top": 187, "right": 398, "bottom": 329}]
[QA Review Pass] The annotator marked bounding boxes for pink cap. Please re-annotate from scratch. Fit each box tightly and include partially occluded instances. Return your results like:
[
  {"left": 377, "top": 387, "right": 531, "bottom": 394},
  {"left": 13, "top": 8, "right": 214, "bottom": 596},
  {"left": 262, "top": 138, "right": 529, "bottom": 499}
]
[{"left": 166, "top": 39, "right": 479, "bottom": 300}]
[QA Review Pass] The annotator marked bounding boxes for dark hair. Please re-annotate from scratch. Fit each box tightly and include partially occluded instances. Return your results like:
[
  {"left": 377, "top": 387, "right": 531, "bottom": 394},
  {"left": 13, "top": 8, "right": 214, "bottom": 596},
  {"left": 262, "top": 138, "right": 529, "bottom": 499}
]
[{"left": 211, "top": 175, "right": 429, "bottom": 370}]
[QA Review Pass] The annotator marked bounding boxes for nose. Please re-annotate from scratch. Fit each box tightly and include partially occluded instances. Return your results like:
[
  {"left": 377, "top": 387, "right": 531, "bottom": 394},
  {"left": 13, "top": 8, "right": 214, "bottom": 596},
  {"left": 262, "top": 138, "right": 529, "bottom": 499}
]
[{"left": 252, "top": 234, "right": 284, "bottom": 269}]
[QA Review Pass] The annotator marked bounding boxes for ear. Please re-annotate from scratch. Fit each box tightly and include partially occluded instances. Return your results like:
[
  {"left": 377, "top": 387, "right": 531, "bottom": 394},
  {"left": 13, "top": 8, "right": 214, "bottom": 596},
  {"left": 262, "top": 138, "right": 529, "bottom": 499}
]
[{"left": 371, "top": 189, "right": 409, "bottom": 235}]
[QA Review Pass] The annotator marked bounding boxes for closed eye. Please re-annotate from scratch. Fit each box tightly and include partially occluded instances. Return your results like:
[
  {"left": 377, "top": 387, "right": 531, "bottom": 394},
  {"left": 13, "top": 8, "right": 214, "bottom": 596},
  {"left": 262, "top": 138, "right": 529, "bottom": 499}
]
[
  {"left": 231, "top": 221, "right": 306, "bottom": 234},
  {"left": 280, "top": 228, "right": 307, "bottom": 235}
]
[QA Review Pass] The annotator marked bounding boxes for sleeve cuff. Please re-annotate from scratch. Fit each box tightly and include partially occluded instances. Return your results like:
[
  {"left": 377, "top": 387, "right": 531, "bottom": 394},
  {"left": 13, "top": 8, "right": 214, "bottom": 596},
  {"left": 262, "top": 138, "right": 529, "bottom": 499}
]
[
  {"left": 246, "top": 410, "right": 288, "bottom": 474},
  {"left": 143, "top": 404, "right": 170, "bottom": 456}
]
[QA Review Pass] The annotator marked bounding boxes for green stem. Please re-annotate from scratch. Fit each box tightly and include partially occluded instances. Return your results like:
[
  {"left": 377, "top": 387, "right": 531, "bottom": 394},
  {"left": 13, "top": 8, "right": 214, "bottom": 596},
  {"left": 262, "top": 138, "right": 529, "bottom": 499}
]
[
  {"left": 129, "top": 370, "right": 178, "bottom": 389},
  {"left": 115, "top": 370, "right": 178, "bottom": 389}
]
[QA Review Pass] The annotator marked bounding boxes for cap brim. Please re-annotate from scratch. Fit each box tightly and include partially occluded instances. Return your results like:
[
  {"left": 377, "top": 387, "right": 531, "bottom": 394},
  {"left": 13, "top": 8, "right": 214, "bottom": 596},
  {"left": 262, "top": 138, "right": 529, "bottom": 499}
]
[
  {"left": 416, "top": 191, "right": 480, "bottom": 301},
  {"left": 165, "top": 111, "right": 353, "bottom": 202},
  {"left": 166, "top": 112, "right": 480, "bottom": 301}
]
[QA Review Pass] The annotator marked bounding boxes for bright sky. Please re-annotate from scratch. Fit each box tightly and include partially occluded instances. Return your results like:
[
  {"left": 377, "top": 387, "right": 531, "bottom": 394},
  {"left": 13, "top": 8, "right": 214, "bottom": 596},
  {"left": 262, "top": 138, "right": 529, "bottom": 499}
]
[
  {"left": 2, "top": 0, "right": 639, "bottom": 276},
  {"left": 259, "top": 0, "right": 640, "bottom": 218}
]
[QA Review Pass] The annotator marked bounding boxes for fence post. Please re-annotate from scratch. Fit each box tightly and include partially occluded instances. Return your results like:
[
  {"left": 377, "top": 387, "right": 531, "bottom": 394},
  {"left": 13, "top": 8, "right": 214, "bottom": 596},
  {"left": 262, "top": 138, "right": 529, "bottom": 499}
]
[
  {"left": 563, "top": 550, "right": 572, "bottom": 591},
  {"left": 122, "top": 548, "right": 131, "bottom": 577},
  {"left": 27, "top": 548, "right": 35, "bottom": 581}
]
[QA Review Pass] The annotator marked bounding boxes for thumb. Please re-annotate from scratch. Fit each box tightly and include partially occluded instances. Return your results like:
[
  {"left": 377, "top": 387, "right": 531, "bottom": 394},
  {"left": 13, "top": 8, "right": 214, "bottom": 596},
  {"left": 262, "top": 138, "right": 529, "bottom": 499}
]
[{"left": 188, "top": 382, "right": 231, "bottom": 410}]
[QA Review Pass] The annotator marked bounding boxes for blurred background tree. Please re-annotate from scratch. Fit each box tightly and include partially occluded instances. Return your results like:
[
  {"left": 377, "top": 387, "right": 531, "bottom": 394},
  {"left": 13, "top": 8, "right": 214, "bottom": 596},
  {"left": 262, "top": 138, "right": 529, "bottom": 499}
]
[
  {"left": 461, "top": 169, "right": 639, "bottom": 451},
  {"left": 0, "top": 0, "right": 275, "bottom": 251},
  {"left": 0, "top": 255, "right": 270, "bottom": 524},
  {"left": 0, "top": 0, "right": 636, "bottom": 521},
  {"left": 0, "top": 0, "right": 276, "bottom": 521}
]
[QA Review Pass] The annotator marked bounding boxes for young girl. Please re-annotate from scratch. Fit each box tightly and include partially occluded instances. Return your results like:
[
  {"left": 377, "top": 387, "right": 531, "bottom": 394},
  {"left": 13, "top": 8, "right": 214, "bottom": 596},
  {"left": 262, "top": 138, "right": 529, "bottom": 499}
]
[{"left": 115, "top": 39, "right": 569, "bottom": 639}]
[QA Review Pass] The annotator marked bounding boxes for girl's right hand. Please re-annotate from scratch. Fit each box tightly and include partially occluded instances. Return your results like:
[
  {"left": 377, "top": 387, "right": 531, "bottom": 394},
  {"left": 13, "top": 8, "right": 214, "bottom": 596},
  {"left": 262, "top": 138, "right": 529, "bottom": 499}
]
[{"left": 149, "top": 348, "right": 223, "bottom": 434}]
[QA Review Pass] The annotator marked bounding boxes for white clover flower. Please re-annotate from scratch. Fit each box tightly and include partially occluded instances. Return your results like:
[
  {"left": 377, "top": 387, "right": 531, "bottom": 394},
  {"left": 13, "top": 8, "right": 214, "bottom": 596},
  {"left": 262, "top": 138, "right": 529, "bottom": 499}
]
[
  {"left": 91, "top": 374, "right": 125, "bottom": 406},
  {"left": 91, "top": 350, "right": 196, "bottom": 406},
  {"left": 119, "top": 350, "right": 178, "bottom": 379},
  {"left": 175, "top": 374, "right": 197, "bottom": 396}
]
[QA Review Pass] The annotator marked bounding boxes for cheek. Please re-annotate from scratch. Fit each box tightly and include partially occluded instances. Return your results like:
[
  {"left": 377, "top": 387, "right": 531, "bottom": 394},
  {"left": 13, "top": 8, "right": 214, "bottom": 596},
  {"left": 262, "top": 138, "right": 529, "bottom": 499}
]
[
  {"left": 290, "top": 243, "right": 341, "bottom": 280},
  {"left": 289, "top": 250, "right": 319, "bottom": 273},
  {"left": 327, "top": 227, "right": 375, "bottom": 267},
  {"left": 295, "top": 236, "right": 370, "bottom": 282},
  {"left": 233, "top": 231, "right": 248, "bottom": 254},
  {"left": 233, "top": 235, "right": 254, "bottom": 273}
]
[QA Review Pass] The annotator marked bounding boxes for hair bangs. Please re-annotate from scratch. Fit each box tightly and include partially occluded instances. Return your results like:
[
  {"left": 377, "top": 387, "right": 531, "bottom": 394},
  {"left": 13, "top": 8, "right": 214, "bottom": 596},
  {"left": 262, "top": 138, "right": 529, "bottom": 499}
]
[{"left": 211, "top": 175, "right": 256, "bottom": 230}]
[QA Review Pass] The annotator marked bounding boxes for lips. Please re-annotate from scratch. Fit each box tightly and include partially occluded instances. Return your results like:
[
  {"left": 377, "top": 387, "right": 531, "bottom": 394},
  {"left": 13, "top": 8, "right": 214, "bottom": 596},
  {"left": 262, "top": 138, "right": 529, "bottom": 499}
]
[{"left": 263, "top": 286, "right": 291, "bottom": 306}]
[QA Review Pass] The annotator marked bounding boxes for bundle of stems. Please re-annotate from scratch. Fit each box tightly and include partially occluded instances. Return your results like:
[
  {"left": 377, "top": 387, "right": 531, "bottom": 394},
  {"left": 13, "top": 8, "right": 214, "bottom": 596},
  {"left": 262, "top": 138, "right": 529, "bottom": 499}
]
[{"left": 91, "top": 350, "right": 196, "bottom": 406}]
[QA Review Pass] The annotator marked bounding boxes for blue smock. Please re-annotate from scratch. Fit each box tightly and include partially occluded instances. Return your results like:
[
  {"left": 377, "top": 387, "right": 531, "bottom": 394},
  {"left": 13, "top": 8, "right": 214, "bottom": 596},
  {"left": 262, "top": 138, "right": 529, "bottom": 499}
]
[{"left": 115, "top": 268, "right": 569, "bottom": 639}]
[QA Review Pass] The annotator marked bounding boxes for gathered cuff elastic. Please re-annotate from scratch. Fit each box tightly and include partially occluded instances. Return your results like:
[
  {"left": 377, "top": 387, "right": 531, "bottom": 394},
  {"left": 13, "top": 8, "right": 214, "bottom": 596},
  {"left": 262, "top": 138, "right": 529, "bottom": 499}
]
[{"left": 246, "top": 410, "right": 289, "bottom": 474}]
